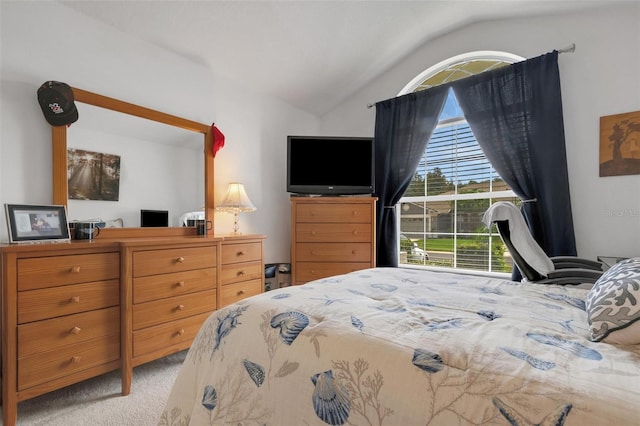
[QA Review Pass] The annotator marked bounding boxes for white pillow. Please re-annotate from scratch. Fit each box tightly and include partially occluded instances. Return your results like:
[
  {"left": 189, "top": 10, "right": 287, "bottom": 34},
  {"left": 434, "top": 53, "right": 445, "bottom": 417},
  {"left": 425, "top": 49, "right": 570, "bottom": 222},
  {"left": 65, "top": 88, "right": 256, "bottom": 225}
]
[
  {"left": 586, "top": 257, "right": 640, "bottom": 344},
  {"left": 104, "top": 218, "right": 124, "bottom": 228}
]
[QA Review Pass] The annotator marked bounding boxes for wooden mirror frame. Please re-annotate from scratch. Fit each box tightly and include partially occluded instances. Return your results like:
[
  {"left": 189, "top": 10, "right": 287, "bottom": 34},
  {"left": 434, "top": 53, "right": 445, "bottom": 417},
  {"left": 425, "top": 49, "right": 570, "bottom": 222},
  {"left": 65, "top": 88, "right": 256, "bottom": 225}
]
[{"left": 52, "top": 87, "right": 215, "bottom": 238}]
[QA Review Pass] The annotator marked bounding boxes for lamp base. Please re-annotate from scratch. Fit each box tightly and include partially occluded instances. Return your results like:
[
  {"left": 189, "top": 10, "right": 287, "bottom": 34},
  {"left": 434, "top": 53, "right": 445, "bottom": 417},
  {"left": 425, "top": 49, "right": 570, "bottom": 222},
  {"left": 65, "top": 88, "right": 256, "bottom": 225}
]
[{"left": 232, "top": 212, "right": 242, "bottom": 234}]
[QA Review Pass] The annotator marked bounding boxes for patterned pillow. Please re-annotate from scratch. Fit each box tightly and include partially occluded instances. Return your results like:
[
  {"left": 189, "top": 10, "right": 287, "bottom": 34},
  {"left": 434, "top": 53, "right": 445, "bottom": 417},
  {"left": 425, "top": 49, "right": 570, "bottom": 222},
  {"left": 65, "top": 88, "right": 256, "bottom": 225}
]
[{"left": 586, "top": 257, "right": 640, "bottom": 344}]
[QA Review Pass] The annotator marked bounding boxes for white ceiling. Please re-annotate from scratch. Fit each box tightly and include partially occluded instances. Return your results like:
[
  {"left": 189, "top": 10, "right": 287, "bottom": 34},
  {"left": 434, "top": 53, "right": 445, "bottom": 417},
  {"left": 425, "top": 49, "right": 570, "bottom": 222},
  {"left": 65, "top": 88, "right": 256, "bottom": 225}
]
[{"left": 61, "top": 1, "right": 609, "bottom": 116}]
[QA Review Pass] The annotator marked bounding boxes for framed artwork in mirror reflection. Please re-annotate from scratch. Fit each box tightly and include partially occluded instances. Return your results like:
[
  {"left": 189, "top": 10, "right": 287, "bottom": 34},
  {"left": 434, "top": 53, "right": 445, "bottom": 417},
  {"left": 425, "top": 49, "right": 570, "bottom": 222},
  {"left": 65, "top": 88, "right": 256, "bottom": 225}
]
[
  {"left": 4, "top": 204, "right": 71, "bottom": 243},
  {"left": 67, "top": 148, "right": 121, "bottom": 201}
]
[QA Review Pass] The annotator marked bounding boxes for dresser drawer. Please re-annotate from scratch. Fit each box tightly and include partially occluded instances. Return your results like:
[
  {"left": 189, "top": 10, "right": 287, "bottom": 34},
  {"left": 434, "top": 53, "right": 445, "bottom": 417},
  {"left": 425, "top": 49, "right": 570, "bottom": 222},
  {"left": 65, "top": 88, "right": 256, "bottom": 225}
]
[
  {"left": 18, "top": 280, "right": 120, "bottom": 324},
  {"left": 133, "top": 246, "right": 217, "bottom": 277},
  {"left": 221, "top": 242, "right": 262, "bottom": 265},
  {"left": 296, "top": 223, "right": 372, "bottom": 243},
  {"left": 133, "top": 312, "right": 210, "bottom": 358},
  {"left": 133, "top": 289, "right": 216, "bottom": 330},
  {"left": 295, "top": 203, "right": 372, "bottom": 223},
  {"left": 220, "top": 260, "right": 263, "bottom": 285},
  {"left": 296, "top": 243, "right": 371, "bottom": 262},
  {"left": 219, "top": 279, "right": 262, "bottom": 308},
  {"left": 18, "top": 307, "right": 120, "bottom": 358},
  {"left": 134, "top": 268, "right": 217, "bottom": 304},
  {"left": 18, "top": 333, "right": 120, "bottom": 391},
  {"left": 17, "top": 253, "right": 120, "bottom": 291},
  {"left": 295, "top": 262, "right": 371, "bottom": 283}
]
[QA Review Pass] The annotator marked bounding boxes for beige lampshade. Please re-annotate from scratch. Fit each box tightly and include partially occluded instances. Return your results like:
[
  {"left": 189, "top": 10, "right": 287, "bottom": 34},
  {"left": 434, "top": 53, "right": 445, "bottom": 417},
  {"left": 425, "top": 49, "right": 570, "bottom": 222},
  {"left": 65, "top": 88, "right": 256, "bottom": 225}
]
[{"left": 216, "top": 183, "right": 256, "bottom": 213}]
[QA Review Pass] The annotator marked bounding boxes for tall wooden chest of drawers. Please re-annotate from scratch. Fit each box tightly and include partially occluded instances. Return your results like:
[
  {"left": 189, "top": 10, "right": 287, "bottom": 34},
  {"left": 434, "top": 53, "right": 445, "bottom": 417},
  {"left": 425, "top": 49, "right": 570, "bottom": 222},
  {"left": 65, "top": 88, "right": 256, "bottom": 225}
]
[{"left": 291, "top": 197, "right": 377, "bottom": 285}]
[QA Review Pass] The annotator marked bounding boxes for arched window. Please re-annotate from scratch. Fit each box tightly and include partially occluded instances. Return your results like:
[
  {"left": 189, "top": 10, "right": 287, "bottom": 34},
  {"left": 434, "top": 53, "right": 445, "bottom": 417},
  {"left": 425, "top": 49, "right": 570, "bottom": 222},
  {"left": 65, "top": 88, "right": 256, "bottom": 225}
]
[{"left": 398, "top": 52, "right": 524, "bottom": 274}]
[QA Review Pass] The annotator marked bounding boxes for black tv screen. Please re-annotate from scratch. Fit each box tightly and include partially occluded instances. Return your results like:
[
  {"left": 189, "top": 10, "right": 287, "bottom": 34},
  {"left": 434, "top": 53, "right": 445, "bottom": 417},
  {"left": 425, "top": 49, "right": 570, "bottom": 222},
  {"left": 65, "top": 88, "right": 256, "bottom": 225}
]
[
  {"left": 287, "top": 136, "right": 375, "bottom": 195},
  {"left": 140, "top": 209, "right": 169, "bottom": 227}
]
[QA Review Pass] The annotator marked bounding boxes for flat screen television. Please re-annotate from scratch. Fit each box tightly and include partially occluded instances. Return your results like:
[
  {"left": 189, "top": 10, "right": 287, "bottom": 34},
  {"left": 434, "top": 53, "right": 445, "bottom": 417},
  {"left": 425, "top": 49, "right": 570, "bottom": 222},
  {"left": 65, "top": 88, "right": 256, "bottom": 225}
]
[{"left": 287, "top": 135, "right": 375, "bottom": 195}]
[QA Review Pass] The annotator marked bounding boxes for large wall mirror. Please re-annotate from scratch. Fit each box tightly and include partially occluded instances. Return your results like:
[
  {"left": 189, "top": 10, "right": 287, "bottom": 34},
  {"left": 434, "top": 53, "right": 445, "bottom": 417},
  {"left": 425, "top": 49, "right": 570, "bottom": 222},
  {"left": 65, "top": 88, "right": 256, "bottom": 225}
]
[{"left": 52, "top": 87, "right": 215, "bottom": 238}]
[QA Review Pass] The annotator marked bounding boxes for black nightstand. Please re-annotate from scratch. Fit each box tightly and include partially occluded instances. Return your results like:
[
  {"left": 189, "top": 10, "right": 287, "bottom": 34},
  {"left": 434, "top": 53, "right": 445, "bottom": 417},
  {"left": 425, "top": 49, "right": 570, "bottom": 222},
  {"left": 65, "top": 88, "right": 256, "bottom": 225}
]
[{"left": 597, "top": 256, "right": 628, "bottom": 270}]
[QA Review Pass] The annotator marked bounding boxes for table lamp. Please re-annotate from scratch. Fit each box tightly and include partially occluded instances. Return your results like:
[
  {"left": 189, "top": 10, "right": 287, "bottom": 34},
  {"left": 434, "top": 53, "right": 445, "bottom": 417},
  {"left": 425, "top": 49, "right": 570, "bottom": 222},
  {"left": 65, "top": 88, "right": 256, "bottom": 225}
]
[{"left": 215, "top": 182, "right": 256, "bottom": 234}]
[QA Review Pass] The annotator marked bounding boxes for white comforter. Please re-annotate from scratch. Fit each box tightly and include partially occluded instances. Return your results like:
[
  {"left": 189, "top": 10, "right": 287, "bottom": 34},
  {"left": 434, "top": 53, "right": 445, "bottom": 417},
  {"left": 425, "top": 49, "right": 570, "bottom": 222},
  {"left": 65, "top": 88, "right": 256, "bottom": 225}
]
[{"left": 159, "top": 267, "right": 640, "bottom": 425}]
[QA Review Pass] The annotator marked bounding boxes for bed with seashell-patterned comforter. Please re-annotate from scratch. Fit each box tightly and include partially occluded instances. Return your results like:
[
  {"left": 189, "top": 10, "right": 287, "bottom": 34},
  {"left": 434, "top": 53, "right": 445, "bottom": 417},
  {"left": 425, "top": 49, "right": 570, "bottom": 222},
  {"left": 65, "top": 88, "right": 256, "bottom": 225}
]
[{"left": 159, "top": 267, "right": 640, "bottom": 426}]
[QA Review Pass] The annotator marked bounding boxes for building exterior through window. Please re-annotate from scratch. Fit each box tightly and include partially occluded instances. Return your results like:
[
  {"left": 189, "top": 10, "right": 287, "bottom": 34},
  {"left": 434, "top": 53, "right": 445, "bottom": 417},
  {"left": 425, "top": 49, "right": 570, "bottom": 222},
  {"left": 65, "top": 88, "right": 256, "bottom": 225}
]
[{"left": 397, "top": 52, "right": 524, "bottom": 274}]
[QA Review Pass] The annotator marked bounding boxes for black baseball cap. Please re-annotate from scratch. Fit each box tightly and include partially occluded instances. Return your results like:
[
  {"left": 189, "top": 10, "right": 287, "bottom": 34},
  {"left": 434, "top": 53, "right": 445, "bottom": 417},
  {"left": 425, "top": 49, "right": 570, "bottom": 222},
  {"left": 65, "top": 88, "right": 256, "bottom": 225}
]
[{"left": 37, "top": 81, "right": 79, "bottom": 126}]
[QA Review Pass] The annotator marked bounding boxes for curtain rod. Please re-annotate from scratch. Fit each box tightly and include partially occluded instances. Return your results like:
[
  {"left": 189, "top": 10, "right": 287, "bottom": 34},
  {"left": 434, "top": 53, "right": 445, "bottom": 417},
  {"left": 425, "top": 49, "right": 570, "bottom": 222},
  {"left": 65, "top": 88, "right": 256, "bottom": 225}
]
[
  {"left": 557, "top": 43, "right": 576, "bottom": 54},
  {"left": 366, "top": 43, "right": 576, "bottom": 109}
]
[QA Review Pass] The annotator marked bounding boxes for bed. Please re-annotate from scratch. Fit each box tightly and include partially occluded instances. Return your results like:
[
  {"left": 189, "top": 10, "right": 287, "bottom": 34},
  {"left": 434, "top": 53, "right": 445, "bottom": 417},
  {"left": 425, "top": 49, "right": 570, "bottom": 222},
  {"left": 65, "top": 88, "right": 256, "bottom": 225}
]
[{"left": 159, "top": 263, "right": 640, "bottom": 425}]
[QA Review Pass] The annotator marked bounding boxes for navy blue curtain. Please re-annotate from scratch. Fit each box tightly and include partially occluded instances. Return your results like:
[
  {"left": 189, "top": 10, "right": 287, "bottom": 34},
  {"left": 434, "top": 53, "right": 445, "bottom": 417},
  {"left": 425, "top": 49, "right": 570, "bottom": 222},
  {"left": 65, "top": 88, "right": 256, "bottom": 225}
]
[
  {"left": 452, "top": 51, "right": 576, "bottom": 279},
  {"left": 373, "top": 85, "right": 449, "bottom": 267},
  {"left": 373, "top": 51, "right": 575, "bottom": 274}
]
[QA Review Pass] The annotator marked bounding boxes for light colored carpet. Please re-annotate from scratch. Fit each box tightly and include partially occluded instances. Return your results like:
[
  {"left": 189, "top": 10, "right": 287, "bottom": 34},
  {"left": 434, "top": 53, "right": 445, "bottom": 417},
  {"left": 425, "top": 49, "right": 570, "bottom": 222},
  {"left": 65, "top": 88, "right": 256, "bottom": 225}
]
[{"left": 3, "top": 350, "right": 187, "bottom": 426}]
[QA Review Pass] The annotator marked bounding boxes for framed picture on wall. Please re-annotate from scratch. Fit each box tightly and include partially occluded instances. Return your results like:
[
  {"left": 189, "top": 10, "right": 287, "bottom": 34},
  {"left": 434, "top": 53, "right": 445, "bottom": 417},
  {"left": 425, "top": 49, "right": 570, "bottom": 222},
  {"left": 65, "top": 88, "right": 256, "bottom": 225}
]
[
  {"left": 4, "top": 204, "right": 71, "bottom": 243},
  {"left": 599, "top": 110, "right": 640, "bottom": 177}
]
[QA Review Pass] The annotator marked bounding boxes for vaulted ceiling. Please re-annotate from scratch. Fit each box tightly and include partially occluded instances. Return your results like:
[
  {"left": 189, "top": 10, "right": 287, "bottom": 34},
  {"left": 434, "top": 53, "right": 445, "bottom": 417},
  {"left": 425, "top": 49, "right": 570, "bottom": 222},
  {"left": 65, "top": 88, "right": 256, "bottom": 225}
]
[{"left": 61, "top": 1, "right": 608, "bottom": 116}]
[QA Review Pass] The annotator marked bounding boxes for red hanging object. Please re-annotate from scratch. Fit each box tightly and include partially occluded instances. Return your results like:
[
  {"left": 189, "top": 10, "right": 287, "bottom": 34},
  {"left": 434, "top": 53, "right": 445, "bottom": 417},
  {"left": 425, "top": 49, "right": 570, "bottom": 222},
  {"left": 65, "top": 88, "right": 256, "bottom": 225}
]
[{"left": 212, "top": 124, "right": 225, "bottom": 157}]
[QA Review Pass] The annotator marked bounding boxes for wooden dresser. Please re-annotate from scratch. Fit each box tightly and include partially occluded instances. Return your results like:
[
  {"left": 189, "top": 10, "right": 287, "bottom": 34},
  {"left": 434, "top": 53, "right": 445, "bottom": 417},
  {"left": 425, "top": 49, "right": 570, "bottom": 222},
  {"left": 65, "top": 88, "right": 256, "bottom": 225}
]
[
  {"left": 290, "top": 197, "right": 376, "bottom": 285},
  {"left": 1, "top": 234, "right": 265, "bottom": 426}
]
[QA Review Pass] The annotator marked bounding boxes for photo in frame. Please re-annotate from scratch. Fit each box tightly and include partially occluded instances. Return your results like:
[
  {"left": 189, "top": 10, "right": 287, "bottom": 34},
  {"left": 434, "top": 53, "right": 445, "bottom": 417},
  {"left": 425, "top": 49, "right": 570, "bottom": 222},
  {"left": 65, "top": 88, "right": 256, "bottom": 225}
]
[
  {"left": 4, "top": 204, "right": 71, "bottom": 243},
  {"left": 67, "top": 148, "right": 121, "bottom": 201},
  {"left": 599, "top": 110, "right": 640, "bottom": 177}
]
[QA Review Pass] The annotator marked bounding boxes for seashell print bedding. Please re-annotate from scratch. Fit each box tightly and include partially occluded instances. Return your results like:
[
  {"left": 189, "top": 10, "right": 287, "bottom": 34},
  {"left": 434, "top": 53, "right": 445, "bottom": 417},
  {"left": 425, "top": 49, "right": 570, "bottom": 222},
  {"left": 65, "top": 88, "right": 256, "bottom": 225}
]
[{"left": 159, "top": 267, "right": 640, "bottom": 425}]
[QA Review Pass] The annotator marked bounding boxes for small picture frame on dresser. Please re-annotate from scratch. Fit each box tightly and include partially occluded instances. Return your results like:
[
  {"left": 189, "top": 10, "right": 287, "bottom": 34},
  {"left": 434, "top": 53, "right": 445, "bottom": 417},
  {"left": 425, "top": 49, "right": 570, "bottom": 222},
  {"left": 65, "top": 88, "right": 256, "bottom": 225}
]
[{"left": 4, "top": 204, "right": 71, "bottom": 243}]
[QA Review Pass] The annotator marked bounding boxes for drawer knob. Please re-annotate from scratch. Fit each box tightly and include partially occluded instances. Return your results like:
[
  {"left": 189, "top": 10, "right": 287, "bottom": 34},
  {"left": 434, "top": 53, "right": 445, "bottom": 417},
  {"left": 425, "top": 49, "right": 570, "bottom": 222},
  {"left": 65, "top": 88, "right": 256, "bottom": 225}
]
[
  {"left": 352, "top": 230, "right": 358, "bottom": 235},
  {"left": 177, "top": 256, "right": 185, "bottom": 263},
  {"left": 176, "top": 281, "right": 185, "bottom": 287},
  {"left": 71, "top": 266, "right": 81, "bottom": 273},
  {"left": 237, "top": 289, "right": 245, "bottom": 296},
  {"left": 71, "top": 356, "right": 82, "bottom": 364},
  {"left": 70, "top": 296, "right": 80, "bottom": 303},
  {"left": 352, "top": 250, "right": 356, "bottom": 255},
  {"left": 177, "top": 328, "right": 185, "bottom": 336},
  {"left": 352, "top": 210, "right": 358, "bottom": 216},
  {"left": 311, "top": 231, "right": 316, "bottom": 236},
  {"left": 70, "top": 326, "right": 82, "bottom": 335},
  {"left": 237, "top": 251, "right": 245, "bottom": 256},
  {"left": 176, "top": 304, "right": 185, "bottom": 311},
  {"left": 237, "top": 270, "right": 245, "bottom": 276},
  {"left": 311, "top": 250, "right": 317, "bottom": 255}
]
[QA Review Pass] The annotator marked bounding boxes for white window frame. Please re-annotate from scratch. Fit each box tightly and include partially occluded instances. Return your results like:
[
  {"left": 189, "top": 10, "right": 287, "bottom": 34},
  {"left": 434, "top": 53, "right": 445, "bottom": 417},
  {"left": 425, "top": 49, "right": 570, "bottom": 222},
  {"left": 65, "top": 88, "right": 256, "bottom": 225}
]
[{"left": 398, "top": 51, "right": 524, "bottom": 95}]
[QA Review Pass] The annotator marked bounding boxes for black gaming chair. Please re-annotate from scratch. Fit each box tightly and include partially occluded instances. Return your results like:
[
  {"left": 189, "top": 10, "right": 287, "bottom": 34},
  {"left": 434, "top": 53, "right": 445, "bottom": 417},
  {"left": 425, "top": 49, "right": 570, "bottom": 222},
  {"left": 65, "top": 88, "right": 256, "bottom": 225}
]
[{"left": 483, "top": 202, "right": 603, "bottom": 285}]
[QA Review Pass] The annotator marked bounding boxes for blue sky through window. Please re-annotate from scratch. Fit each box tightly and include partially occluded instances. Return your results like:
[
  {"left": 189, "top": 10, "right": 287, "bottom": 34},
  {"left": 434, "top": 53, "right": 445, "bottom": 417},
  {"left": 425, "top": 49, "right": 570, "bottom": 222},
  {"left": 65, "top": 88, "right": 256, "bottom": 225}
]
[
  {"left": 420, "top": 89, "right": 495, "bottom": 186},
  {"left": 440, "top": 89, "right": 464, "bottom": 120}
]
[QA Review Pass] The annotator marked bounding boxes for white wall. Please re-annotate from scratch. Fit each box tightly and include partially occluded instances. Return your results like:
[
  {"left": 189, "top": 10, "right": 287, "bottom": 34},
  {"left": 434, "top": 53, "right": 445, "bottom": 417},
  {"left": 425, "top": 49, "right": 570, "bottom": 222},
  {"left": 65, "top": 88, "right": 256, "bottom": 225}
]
[
  {"left": 0, "top": 1, "right": 318, "bottom": 262},
  {"left": 3, "top": 2, "right": 639, "bottom": 264},
  {"left": 321, "top": 3, "right": 640, "bottom": 260}
]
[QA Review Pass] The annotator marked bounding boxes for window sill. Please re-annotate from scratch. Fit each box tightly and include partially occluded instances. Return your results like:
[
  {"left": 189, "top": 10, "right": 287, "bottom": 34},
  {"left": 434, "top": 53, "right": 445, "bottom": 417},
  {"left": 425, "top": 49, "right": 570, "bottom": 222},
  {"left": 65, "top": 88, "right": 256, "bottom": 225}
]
[{"left": 399, "top": 264, "right": 514, "bottom": 281}]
